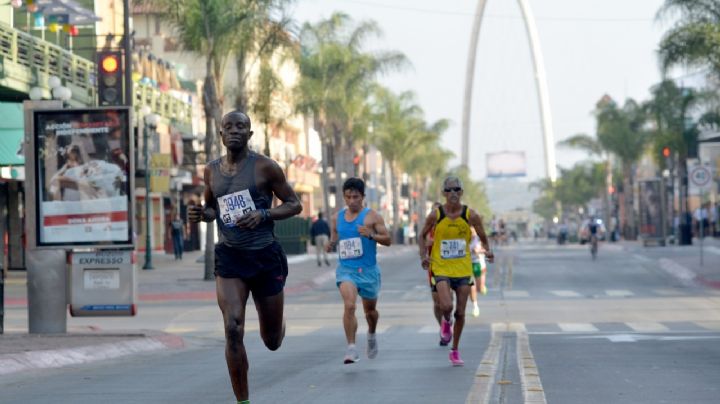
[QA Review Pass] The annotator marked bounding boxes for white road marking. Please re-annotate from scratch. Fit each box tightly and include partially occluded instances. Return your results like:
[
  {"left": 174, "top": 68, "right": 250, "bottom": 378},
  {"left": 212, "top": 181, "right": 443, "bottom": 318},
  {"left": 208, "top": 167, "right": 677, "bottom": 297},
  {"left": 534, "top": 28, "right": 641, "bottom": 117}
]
[
  {"left": 658, "top": 258, "right": 697, "bottom": 286},
  {"left": 558, "top": 323, "right": 598, "bottom": 332},
  {"left": 465, "top": 323, "right": 509, "bottom": 404},
  {"left": 504, "top": 290, "right": 530, "bottom": 298},
  {"left": 605, "top": 290, "right": 634, "bottom": 297},
  {"left": 550, "top": 290, "right": 582, "bottom": 297},
  {"left": 632, "top": 254, "right": 652, "bottom": 262},
  {"left": 516, "top": 324, "right": 547, "bottom": 404},
  {"left": 695, "top": 321, "right": 720, "bottom": 331},
  {"left": 653, "top": 288, "right": 685, "bottom": 296},
  {"left": 625, "top": 322, "right": 668, "bottom": 332}
]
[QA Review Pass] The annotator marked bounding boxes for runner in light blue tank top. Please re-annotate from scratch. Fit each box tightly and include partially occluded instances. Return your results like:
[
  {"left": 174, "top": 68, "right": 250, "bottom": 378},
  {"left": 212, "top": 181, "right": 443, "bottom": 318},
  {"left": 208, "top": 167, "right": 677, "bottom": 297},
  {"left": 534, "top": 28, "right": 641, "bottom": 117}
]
[
  {"left": 337, "top": 207, "right": 377, "bottom": 268},
  {"left": 327, "top": 177, "right": 392, "bottom": 364}
]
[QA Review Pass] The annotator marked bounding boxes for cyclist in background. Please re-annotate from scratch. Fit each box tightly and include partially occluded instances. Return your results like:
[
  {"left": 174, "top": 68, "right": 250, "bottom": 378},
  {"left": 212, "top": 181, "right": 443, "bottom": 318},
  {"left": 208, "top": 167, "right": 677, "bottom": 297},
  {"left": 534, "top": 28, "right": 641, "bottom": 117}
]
[{"left": 588, "top": 216, "right": 599, "bottom": 259}]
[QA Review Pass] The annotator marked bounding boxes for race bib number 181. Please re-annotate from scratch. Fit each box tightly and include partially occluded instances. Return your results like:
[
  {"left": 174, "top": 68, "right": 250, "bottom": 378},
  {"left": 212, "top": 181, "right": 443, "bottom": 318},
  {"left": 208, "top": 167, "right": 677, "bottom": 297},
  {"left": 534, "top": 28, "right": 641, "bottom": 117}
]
[
  {"left": 218, "top": 189, "right": 256, "bottom": 227},
  {"left": 440, "top": 239, "right": 466, "bottom": 259},
  {"left": 338, "top": 237, "right": 363, "bottom": 259}
]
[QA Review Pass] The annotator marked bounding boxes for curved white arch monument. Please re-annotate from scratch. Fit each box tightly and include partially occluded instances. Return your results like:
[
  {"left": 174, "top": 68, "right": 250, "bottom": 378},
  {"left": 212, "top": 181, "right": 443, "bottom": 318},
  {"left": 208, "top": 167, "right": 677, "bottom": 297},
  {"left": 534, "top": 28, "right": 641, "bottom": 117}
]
[{"left": 461, "top": 0, "right": 557, "bottom": 182}]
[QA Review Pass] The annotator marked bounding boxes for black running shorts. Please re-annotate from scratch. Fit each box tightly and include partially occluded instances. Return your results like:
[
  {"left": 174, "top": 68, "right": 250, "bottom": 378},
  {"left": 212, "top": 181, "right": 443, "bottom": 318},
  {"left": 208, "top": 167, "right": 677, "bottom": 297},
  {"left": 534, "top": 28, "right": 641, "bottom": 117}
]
[{"left": 214, "top": 241, "right": 288, "bottom": 297}]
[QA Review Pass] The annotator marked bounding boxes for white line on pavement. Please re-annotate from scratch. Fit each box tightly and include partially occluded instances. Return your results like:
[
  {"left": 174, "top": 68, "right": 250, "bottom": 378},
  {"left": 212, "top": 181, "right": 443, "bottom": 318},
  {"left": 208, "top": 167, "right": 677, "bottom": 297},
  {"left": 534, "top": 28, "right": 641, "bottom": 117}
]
[
  {"left": 466, "top": 323, "right": 506, "bottom": 404},
  {"left": 516, "top": 324, "right": 547, "bottom": 404},
  {"left": 550, "top": 290, "right": 582, "bottom": 297},
  {"left": 658, "top": 258, "right": 697, "bottom": 286},
  {"left": 625, "top": 322, "right": 669, "bottom": 333},
  {"left": 558, "top": 323, "right": 599, "bottom": 332},
  {"left": 605, "top": 290, "right": 634, "bottom": 297}
]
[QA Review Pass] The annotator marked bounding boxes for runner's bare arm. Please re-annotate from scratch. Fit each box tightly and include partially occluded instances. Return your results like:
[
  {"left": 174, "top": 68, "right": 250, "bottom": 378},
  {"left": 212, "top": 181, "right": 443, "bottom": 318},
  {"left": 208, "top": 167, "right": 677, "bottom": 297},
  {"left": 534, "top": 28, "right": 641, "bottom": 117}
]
[
  {"left": 326, "top": 213, "right": 338, "bottom": 253},
  {"left": 236, "top": 158, "right": 302, "bottom": 229},
  {"left": 419, "top": 211, "right": 438, "bottom": 268},
  {"left": 469, "top": 210, "right": 493, "bottom": 263},
  {"left": 358, "top": 210, "right": 391, "bottom": 246},
  {"left": 188, "top": 165, "right": 216, "bottom": 223}
]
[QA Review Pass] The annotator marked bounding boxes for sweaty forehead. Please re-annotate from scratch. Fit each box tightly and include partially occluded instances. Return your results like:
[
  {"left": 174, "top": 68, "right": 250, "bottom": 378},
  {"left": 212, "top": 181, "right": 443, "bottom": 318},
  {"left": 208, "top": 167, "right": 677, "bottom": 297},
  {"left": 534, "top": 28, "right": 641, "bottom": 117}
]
[{"left": 222, "top": 112, "right": 250, "bottom": 127}]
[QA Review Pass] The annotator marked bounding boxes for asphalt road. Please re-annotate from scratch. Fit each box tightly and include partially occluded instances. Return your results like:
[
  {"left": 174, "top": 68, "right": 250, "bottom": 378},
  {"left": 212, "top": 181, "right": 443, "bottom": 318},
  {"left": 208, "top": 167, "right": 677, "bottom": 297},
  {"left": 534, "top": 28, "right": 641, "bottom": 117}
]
[{"left": 2, "top": 240, "right": 719, "bottom": 403}]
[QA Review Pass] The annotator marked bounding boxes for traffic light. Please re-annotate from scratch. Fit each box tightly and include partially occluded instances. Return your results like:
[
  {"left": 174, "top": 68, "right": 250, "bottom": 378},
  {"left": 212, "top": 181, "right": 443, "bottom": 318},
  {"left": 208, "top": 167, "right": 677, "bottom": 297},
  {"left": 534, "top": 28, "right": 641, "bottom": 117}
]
[
  {"left": 96, "top": 51, "right": 123, "bottom": 106},
  {"left": 662, "top": 146, "right": 671, "bottom": 158}
]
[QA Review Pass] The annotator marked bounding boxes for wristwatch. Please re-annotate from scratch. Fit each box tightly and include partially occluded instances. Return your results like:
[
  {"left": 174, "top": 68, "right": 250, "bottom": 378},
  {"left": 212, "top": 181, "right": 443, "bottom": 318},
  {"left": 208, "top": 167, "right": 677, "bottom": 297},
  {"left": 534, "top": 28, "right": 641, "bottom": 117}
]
[{"left": 368, "top": 232, "right": 375, "bottom": 240}]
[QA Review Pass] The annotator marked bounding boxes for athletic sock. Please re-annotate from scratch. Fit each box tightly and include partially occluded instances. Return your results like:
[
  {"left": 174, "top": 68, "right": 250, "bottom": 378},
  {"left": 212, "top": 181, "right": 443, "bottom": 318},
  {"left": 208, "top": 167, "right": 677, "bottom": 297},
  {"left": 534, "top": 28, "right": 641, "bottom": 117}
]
[{"left": 238, "top": 400, "right": 250, "bottom": 404}]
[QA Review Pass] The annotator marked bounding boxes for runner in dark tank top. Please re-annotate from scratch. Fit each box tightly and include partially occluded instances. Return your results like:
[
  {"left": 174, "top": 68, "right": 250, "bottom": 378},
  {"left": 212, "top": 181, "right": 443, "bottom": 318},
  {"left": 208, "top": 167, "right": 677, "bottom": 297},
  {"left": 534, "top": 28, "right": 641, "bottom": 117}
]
[{"left": 187, "top": 111, "right": 302, "bottom": 403}]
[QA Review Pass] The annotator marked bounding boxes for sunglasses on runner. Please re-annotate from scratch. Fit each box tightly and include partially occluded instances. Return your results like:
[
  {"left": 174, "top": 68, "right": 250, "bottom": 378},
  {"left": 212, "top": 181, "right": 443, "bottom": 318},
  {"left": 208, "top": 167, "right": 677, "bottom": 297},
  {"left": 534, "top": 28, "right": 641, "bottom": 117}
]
[{"left": 444, "top": 187, "right": 462, "bottom": 193}]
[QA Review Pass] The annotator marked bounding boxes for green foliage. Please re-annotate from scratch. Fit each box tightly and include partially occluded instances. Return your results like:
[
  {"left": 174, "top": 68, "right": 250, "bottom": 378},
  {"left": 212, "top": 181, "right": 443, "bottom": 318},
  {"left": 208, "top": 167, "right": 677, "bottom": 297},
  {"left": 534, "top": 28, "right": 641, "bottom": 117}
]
[{"left": 658, "top": 0, "right": 720, "bottom": 76}]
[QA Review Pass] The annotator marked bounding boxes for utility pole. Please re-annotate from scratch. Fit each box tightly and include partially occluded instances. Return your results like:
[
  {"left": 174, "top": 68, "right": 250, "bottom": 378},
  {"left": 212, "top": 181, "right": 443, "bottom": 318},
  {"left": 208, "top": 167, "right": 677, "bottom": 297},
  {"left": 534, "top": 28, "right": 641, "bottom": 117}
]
[{"left": 123, "top": 0, "right": 133, "bottom": 107}]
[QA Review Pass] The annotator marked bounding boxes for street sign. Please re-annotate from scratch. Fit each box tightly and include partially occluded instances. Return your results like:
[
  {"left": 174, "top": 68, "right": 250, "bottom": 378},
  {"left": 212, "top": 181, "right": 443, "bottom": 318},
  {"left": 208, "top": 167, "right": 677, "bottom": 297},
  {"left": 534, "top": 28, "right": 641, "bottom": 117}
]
[{"left": 689, "top": 165, "right": 713, "bottom": 191}]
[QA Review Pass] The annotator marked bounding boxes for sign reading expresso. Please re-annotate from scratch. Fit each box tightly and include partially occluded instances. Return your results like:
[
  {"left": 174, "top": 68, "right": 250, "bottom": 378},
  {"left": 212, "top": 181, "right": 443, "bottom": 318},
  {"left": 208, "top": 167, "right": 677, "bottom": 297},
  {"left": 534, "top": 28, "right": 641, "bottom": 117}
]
[{"left": 33, "top": 108, "right": 133, "bottom": 247}]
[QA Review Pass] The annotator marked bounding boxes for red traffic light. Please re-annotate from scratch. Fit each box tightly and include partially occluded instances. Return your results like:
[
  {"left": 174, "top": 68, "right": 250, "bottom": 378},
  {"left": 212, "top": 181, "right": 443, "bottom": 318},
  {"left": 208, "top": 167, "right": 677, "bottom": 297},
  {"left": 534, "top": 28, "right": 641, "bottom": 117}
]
[
  {"left": 662, "top": 147, "right": 671, "bottom": 158},
  {"left": 101, "top": 55, "right": 119, "bottom": 73}
]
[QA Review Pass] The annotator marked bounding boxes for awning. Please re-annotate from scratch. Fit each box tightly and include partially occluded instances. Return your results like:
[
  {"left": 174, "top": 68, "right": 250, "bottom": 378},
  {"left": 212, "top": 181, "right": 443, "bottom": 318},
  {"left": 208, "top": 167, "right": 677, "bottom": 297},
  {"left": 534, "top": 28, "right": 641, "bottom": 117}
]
[
  {"left": 0, "top": 102, "right": 25, "bottom": 166},
  {"left": 0, "top": 129, "right": 24, "bottom": 166}
]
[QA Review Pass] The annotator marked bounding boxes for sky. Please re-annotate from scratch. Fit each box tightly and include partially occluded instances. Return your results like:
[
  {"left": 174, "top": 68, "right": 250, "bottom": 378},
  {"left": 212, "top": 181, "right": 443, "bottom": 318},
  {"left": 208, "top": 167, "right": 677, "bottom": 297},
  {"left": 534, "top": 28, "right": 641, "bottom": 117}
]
[{"left": 289, "top": 0, "right": 673, "bottom": 182}]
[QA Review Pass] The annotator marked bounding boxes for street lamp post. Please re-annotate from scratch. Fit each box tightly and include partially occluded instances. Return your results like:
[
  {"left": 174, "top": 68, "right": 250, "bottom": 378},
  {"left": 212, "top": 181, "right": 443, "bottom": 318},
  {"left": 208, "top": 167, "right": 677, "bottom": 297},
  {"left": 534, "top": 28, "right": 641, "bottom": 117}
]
[{"left": 142, "top": 111, "right": 160, "bottom": 270}]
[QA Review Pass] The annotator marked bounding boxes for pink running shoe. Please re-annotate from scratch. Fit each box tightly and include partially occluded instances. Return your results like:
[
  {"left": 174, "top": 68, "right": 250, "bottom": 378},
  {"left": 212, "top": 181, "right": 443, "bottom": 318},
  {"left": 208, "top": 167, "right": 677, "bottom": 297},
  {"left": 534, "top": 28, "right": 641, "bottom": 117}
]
[
  {"left": 449, "top": 349, "right": 464, "bottom": 366},
  {"left": 440, "top": 318, "right": 453, "bottom": 345}
]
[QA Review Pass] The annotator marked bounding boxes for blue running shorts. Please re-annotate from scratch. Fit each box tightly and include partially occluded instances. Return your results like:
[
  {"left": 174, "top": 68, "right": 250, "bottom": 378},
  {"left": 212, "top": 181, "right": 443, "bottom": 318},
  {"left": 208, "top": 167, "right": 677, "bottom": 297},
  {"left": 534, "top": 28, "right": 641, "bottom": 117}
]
[{"left": 336, "top": 264, "right": 381, "bottom": 300}]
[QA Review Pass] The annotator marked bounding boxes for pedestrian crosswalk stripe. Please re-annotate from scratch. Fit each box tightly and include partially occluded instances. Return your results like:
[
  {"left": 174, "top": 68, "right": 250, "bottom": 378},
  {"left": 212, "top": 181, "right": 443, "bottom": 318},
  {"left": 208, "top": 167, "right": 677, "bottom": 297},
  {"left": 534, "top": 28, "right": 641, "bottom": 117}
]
[
  {"left": 503, "top": 290, "right": 530, "bottom": 297},
  {"left": 286, "top": 325, "right": 322, "bottom": 336},
  {"left": 551, "top": 290, "right": 582, "bottom": 297},
  {"left": 419, "top": 325, "right": 439, "bottom": 334},
  {"left": 652, "top": 288, "right": 685, "bottom": 296},
  {"left": 625, "top": 322, "right": 668, "bottom": 332},
  {"left": 558, "top": 323, "right": 598, "bottom": 332},
  {"left": 605, "top": 290, "right": 634, "bottom": 297},
  {"left": 696, "top": 321, "right": 720, "bottom": 330}
]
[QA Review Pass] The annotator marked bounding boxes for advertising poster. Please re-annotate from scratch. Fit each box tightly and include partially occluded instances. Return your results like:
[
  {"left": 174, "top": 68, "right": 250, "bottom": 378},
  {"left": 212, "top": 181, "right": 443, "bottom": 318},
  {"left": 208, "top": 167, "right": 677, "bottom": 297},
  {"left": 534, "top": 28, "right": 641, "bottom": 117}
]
[
  {"left": 486, "top": 151, "right": 527, "bottom": 178},
  {"left": 34, "top": 108, "right": 133, "bottom": 247}
]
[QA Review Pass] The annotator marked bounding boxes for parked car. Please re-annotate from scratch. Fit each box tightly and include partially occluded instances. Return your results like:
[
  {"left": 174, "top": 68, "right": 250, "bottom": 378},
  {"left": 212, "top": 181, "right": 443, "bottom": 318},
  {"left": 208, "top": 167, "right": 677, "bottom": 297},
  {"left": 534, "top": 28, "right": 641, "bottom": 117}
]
[{"left": 578, "top": 219, "right": 606, "bottom": 244}]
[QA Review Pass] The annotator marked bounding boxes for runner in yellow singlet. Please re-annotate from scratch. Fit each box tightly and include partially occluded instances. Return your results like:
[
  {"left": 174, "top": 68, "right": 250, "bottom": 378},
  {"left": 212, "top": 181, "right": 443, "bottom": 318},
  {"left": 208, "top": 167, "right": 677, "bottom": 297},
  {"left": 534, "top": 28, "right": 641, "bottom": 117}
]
[{"left": 420, "top": 176, "right": 493, "bottom": 366}]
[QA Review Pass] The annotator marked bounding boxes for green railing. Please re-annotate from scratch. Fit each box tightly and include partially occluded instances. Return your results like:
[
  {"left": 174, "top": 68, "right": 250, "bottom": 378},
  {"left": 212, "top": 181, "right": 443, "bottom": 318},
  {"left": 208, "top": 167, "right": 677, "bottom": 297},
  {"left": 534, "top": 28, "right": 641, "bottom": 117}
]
[{"left": 0, "top": 23, "right": 192, "bottom": 125}]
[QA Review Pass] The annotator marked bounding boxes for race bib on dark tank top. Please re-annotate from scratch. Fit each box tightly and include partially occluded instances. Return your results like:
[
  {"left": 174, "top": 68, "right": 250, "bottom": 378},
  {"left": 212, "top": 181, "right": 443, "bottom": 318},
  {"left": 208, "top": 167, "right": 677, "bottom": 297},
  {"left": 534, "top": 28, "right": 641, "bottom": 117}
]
[{"left": 218, "top": 189, "right": 256, "bottom": 227}]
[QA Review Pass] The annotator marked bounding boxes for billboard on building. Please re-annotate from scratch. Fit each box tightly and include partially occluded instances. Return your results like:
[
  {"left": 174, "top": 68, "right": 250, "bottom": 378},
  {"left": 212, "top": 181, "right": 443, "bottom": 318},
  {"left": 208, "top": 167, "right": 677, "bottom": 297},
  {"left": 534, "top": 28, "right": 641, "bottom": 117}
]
[
  {"left": 32, "top": 107, "right": 133, "bottom": 248},
  {"left": 486, "top": 151, "right": 527, "bottom": 178}
]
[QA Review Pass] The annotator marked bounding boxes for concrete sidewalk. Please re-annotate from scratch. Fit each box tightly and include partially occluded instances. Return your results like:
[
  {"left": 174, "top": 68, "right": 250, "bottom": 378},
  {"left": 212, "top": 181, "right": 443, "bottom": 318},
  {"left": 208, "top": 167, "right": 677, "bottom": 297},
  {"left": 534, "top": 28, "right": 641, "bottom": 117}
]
[{"left": 0, "top": 244, "right": 412, "bottom": 376}]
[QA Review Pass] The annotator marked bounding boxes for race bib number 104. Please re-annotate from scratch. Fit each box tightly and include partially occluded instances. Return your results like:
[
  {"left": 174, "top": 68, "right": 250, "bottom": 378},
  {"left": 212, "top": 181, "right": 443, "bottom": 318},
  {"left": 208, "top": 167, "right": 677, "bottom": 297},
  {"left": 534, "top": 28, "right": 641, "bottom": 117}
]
[
  {"left": 338, "top": 237, "right": 364, "bottom": 259},
  {"left": 218, "top": 189, "right": 257, "bottom": 227}
]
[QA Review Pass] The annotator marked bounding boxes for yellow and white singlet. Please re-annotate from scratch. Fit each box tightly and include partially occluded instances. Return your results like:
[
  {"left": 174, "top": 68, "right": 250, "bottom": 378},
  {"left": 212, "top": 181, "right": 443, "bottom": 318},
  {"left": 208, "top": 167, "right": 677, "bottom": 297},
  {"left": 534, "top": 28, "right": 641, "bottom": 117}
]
[{"left": 430, "top": 205, "right": 472, "bottom": 278}]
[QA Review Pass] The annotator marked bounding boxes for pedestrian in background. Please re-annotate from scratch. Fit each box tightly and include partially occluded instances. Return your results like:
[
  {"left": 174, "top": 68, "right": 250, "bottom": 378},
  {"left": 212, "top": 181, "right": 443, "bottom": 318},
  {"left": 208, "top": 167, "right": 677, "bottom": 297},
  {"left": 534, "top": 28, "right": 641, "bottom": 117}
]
[
  {"left": 311, "top": 211, "right": 331, "bottom": 266},
  {"left": 170, "top": 213, "right": 184, "bottom": 260}
]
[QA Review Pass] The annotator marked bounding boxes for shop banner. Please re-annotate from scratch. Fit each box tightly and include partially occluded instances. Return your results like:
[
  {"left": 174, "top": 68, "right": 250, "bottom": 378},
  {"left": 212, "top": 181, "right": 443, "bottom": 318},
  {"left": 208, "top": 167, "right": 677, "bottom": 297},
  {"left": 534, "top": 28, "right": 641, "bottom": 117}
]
[{"left": 34, "top": 108, "right": 133, "bottom": 247}]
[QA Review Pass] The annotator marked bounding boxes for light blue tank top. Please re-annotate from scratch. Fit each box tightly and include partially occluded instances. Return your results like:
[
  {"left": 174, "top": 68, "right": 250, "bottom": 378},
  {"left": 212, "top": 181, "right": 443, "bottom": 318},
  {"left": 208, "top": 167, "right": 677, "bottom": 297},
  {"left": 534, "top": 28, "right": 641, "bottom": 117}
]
[{"left": 337, "top": 207, "right": 377, "bottom": 268}]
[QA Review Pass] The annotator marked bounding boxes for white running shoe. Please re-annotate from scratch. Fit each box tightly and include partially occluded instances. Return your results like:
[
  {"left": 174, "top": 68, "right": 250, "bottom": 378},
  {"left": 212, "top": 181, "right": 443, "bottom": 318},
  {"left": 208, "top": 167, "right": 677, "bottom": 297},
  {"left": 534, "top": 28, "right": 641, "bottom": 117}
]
[
  {"left": 367, "top": 334, "right": 378, "bottom": 359},
  {"left": 344, "top": 345, "right": 360, "bottom": 364},
  {"left": 472, "top": 303, "right": 480, "bottom": 317}
]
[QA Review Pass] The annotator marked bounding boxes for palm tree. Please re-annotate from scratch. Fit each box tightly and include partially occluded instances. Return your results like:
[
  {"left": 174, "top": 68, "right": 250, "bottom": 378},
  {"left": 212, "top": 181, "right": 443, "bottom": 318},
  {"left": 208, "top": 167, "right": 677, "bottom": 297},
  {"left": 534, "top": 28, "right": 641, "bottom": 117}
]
[
  {"left": 371, "top": 88, "right": 438, "bottom": 241},
  {"left": 657, "top": 0, "right": 720, "bottom": 78},
  {"left": 149, "top": 0, "right": 251, "bottom": 279},
  {"left": 595, "top": 96, "right": 649, "bottom": 240},
  {"left": 646, "top": 80, "right": 702, "bottom": 238},
  {"left": 295, "top": 13, "right": 407, "bottom": 215},
  {"left": 233, "top": 0, "right": 295, "bottom": 113},
  {"left": 251, "top": 57, "right": 285, "bottom": 157},
  {"left": 557, "top": 133, "right": 612, "bottom": 231}
]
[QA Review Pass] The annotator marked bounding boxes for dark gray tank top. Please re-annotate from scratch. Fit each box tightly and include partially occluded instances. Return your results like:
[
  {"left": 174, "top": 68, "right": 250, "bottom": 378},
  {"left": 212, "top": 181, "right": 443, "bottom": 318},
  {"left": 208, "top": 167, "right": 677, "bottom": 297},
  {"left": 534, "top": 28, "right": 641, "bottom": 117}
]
[{"left": 209, "top": 152, "right": 274, "bottom": 249}]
